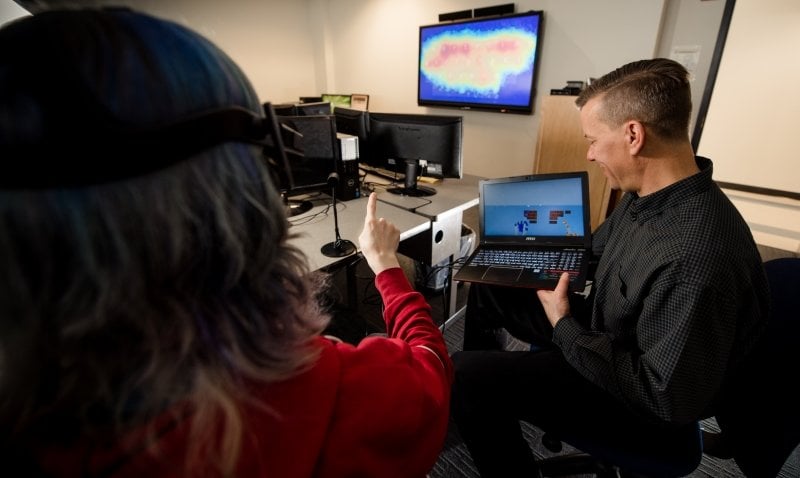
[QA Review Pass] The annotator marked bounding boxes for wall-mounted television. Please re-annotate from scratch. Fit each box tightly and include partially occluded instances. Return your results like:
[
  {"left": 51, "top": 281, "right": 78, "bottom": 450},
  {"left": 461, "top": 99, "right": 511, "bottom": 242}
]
[{"left": 418, "top": 10, "right": 544, "bottom": 114}]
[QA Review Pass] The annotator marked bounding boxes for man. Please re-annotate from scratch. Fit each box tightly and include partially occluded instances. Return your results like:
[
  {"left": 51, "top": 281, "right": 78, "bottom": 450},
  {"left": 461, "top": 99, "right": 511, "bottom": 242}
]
[{"left": 450, "top": 58, "right": 769, "bottom": 476}]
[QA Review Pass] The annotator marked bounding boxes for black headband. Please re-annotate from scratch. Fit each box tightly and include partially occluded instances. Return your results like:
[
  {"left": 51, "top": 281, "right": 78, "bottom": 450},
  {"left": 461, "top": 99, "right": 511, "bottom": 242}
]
[{"left": 1, "top": 106, "right": 289, "bottom": 189}]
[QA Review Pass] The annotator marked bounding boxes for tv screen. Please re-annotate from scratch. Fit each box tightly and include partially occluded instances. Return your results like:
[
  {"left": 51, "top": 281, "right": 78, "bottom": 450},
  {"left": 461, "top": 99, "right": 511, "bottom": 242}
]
[{"left": 418, "top": 10, "right": 544, "bottom": 114}]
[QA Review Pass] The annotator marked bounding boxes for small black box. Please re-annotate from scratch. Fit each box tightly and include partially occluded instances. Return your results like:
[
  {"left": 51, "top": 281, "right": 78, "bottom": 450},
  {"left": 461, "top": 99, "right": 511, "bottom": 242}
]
[
  {"left": 473, "top": 3, "right": 515, "bottom": 18},
  {"left": 439, "top": 9, "right": 472, "bottom": 22}
]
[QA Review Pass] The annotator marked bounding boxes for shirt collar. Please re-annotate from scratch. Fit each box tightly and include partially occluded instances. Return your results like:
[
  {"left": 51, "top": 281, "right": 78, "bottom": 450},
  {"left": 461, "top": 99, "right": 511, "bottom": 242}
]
[{"left": 627, "top": 156, "right": 714, "bottom": 222}]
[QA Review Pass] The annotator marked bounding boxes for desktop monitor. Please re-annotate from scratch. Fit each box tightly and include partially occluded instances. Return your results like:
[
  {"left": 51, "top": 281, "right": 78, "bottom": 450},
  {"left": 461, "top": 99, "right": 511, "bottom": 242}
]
[
  {"left": 261, "top": 102, "right": 294, "bottom": 197},
  {"left": 321, "top": 93, "right": 352, "bottom": 111},
  {"left": 276, "top": 115, "right": 340, "bottom": 215},
  {"left": 333, "top": 107, "right": 369, "bottom": 158},
  {"left": 299, "top": 96, "right": 323, "bottom": 104},
  {"left": 295, "top": 101, "right": 332, "bottom": 116},
  {"left": 271, "top": 102, "right": 298, "bottom": 116},
  {"left": 366, "top": 112, "right": 463, "bottom": 196}
]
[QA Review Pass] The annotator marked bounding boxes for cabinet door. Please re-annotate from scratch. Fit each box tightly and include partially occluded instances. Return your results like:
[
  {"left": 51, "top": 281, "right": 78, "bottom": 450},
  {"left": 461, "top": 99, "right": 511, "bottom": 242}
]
[{"left": 534, "top": 95, "right": 614, "bottom": 232}]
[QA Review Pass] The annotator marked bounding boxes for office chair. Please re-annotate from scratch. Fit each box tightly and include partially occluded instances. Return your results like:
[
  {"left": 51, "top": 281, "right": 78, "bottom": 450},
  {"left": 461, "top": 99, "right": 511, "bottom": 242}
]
[
  {"left": 701, "top": 257, "right": 800, "bottom": 477},
  {"left": 531, "top": 257, "right": 800, "bottom": 478}
]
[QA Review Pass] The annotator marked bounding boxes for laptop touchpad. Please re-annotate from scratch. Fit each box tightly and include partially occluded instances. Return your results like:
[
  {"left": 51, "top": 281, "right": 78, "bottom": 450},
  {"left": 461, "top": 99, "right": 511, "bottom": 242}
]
[{"left": 482, "top": 266, "right": 523, "bottom": 283}]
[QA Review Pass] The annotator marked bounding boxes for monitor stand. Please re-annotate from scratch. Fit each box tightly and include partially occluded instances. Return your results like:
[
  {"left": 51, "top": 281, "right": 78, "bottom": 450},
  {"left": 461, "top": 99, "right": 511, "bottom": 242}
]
[{"left": 387, "top": 159, "right": 436, "bottom": 197}]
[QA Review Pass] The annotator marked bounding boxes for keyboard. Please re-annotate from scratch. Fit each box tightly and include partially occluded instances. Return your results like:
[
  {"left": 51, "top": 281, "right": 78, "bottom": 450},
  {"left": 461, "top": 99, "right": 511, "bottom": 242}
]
[{"left": 471, "top": 248, "right": 584, "bottom": 274}]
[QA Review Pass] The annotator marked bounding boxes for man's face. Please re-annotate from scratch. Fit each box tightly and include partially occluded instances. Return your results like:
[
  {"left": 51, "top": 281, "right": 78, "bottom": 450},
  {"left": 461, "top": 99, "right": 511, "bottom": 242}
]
[{"left": 579, "top": 96, "right": 640, "bottom": 193}]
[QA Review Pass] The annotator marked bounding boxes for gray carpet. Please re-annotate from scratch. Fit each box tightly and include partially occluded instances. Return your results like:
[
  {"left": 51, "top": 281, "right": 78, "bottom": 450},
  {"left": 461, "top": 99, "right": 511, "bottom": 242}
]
[{"left": 432, "top": 305, "right": 800, "bottom": 478}]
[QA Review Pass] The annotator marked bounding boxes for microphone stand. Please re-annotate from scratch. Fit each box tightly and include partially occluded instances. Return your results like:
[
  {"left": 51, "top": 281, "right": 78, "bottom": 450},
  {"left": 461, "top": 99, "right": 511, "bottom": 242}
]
[{"left": 321, "top": 172, "right": 356, "bottom": 257}]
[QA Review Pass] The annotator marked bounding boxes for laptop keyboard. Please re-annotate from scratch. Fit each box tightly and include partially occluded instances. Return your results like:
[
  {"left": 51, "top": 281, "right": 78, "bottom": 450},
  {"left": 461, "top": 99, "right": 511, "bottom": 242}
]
[{"left": 471, "top": 248, "right": 584, "bottom": 274}]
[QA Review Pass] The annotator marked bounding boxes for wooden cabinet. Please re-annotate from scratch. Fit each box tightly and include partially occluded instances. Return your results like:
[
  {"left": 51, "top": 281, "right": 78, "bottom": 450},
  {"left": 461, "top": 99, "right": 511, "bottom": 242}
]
[{"left": 533, "top": 95, "right": 616, "bottom": 232}]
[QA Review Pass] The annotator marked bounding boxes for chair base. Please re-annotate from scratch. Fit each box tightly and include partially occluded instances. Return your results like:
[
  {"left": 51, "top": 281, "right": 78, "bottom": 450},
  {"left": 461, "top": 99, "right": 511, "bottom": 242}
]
[{"left": 536, "top": 452, "right": 663, "bottom": 478}]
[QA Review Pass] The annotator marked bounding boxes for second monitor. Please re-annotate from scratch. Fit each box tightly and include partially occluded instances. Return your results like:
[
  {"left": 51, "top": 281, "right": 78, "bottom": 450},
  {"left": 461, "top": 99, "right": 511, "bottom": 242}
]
[
  {"left": 276, "top": 114, "right": 340, "bottom": 215},
  {"left": 365, "top": 112, "right": 463, "bottom": 196}
]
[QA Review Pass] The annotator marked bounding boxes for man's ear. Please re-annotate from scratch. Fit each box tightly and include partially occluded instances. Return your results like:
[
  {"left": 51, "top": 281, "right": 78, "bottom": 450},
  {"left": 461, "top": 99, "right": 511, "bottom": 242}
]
[{"left": 625, "top": 120, "right": 645, "bottom": 155}]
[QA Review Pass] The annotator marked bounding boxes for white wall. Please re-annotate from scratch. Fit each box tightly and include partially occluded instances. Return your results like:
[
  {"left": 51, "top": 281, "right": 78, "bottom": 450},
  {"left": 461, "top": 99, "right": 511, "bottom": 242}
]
[
  {"left": 89, "top": 0, "right": 320, "bottom": 106},
  {"left": 655, "top": 0, "right": 726, "bottom": 134},
  {"left": 13, "top": 0, "right": 793, "bottom": 252},
  {"left": 71, "top": 0, "right": 664, "bottom": 180},
  {"left": 695, "top": 0, "right": 800, "bottom": 253},
  {"left": 319, "top": 0, "right": 665, "bottom": 179},
  {"left": 697, "top": 0, "right": 800, "bottom": 194}
]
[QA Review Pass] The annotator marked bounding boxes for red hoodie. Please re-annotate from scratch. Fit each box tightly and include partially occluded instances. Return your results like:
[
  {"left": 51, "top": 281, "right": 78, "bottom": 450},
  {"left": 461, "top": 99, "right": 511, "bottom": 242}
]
[{"left": 36, "top": 267, "right": 453, "bottom": 477}]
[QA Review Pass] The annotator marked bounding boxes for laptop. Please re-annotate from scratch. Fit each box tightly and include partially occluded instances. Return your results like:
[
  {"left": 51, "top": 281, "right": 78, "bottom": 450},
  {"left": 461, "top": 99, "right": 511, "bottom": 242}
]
[{"left": 453, "top": 171, "right": 592, "bottom": 291}]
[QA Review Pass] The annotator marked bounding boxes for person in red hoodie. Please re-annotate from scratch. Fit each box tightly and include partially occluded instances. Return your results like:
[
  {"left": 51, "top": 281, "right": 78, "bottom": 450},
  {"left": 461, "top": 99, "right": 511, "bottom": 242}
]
[{"left": 0, "top": 7, "right": 452, "bottom": 477}]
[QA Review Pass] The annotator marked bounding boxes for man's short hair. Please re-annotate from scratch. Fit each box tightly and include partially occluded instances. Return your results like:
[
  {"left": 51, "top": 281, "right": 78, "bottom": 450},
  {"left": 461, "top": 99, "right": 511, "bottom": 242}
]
[{"left": 576, "top": 58, "right": 692, "bottom": 142}]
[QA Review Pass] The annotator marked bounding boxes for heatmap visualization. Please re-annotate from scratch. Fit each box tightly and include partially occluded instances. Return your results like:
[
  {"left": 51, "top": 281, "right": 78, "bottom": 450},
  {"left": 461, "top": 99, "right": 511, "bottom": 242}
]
[
  {"left": 485, "top": 205, "right": 583, "bottom": 237},
  {"left": 418, "top": 13, "right": 541, "bottom": 109}
]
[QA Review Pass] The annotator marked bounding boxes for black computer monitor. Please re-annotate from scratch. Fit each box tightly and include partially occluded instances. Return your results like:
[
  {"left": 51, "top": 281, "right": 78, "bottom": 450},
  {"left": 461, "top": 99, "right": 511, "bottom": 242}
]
[
  {"left": 295, "top": 101, "right": 332, "bottom": 116},
  {"left": 261, "top": 103, "right": 294, "bottom": 197},
  {"left": 365, "top": 112, "right": 463, "bottom": 196},
  {"left": 271, "top": 102, "right": 298, "bottom": 117},
  {"left": 276, "top": 115, "right": 339, "bottom": 215},
  {"left": 333, "top": 107, "right": 369, "bottom": 157},
  {"left": 298, "top": 96, "right": 323, "bottom": 104}
]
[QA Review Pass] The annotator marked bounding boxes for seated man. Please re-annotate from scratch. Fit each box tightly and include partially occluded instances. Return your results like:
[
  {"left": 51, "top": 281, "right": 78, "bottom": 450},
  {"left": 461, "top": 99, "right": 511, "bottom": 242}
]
[{"left": 450, "top": 58, "right": 769, "bottom": 477}]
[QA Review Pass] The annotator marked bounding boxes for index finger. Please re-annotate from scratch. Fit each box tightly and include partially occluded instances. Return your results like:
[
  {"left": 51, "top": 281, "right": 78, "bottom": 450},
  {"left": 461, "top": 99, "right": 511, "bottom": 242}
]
[{"left": 365, "top": 192, "right": 377, "bottom": 222}]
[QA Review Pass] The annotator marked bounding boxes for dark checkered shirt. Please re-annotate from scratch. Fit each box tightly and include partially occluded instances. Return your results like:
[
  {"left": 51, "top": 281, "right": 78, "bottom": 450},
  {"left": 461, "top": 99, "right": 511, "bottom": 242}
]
[{"left": 553, "top": 157, "right": 769, "bottom": 424}]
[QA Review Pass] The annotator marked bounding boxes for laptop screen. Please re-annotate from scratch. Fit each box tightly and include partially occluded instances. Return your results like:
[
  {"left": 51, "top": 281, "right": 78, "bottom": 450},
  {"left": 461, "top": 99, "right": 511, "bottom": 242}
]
[{"left": 479, "top": 172, "right": 590, "bottom": 246}]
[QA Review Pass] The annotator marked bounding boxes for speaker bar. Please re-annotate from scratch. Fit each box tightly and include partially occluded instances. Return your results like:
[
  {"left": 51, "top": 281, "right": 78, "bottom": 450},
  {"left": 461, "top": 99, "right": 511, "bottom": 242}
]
[
  {"left": 438, "top": 9, "right": 473, "bottom": 22},
  {"left": 473, "top": 3, "right": 515, "bottom": 18}
]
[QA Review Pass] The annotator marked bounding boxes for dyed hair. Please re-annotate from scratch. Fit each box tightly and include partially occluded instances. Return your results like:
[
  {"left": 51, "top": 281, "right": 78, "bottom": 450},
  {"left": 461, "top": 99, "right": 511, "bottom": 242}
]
[
  {"left": 0, "top": 8, "right": 329, "bottom": 473},
  {"left": 575, "top": 58, "right": 693, "bottom": 142}
]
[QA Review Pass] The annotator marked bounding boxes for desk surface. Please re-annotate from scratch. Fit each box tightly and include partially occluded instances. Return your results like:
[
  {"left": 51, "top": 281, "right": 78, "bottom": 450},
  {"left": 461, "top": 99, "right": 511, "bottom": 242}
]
[
  {"left": 288, "top": 195, "right": 430, "bottom": 271},
  {"left": 371, "top": 174, "right": 481, "bottom": 220}
]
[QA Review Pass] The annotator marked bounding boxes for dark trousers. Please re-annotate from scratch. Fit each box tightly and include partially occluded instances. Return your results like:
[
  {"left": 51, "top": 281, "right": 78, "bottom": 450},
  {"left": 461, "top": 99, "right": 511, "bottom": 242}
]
[{"left": 451, "top": 284, "right": 699, "bottom": 477}]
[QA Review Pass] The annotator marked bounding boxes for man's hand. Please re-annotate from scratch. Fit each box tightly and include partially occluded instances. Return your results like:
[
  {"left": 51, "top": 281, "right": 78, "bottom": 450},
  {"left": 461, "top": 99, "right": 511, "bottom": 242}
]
[
  {"left": 536, "top": 272, "right": 572, "bottom": 328},
  {"left": 358, "top": 192, "right": 401, "bottom": 275}
]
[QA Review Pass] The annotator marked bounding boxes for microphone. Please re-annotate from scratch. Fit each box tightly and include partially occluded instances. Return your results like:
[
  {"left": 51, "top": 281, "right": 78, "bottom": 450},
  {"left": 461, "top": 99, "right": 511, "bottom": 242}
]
[{"left": 321, "top": 172, "right": 356, "bottom": 258}]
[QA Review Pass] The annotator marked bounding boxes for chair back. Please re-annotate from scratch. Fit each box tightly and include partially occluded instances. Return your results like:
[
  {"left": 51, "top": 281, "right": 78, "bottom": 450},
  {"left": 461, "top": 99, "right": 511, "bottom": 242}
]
[{"left": 715, "top": 257, "right": 800, "bottom": 477}]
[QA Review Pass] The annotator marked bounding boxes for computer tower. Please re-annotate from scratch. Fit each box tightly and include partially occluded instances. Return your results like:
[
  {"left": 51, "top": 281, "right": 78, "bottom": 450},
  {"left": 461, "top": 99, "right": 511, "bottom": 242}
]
[{"left": 337, "top": 133, "right": 361, "bottom": 201}]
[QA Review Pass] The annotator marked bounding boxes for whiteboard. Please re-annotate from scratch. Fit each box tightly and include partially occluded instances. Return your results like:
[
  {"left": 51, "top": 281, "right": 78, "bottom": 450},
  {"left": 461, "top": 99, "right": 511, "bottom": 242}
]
[{"left": 696, "top": 0, "right": 800, "bottom": 197}]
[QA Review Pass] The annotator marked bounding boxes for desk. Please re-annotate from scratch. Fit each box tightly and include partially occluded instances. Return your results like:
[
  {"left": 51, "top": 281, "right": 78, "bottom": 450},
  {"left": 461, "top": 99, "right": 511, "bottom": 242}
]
[
  {"left": 288, "top": 194, "right": 430, "bottom": 271},
  {"left": 288, "top": 194, "right": 430, "bottom": 315},
  {"left": 289, "top": 174, "right": 480, "bottom": 324},
  {"left": 374, "top": 174, "right": 481, "bottom": 319}
]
